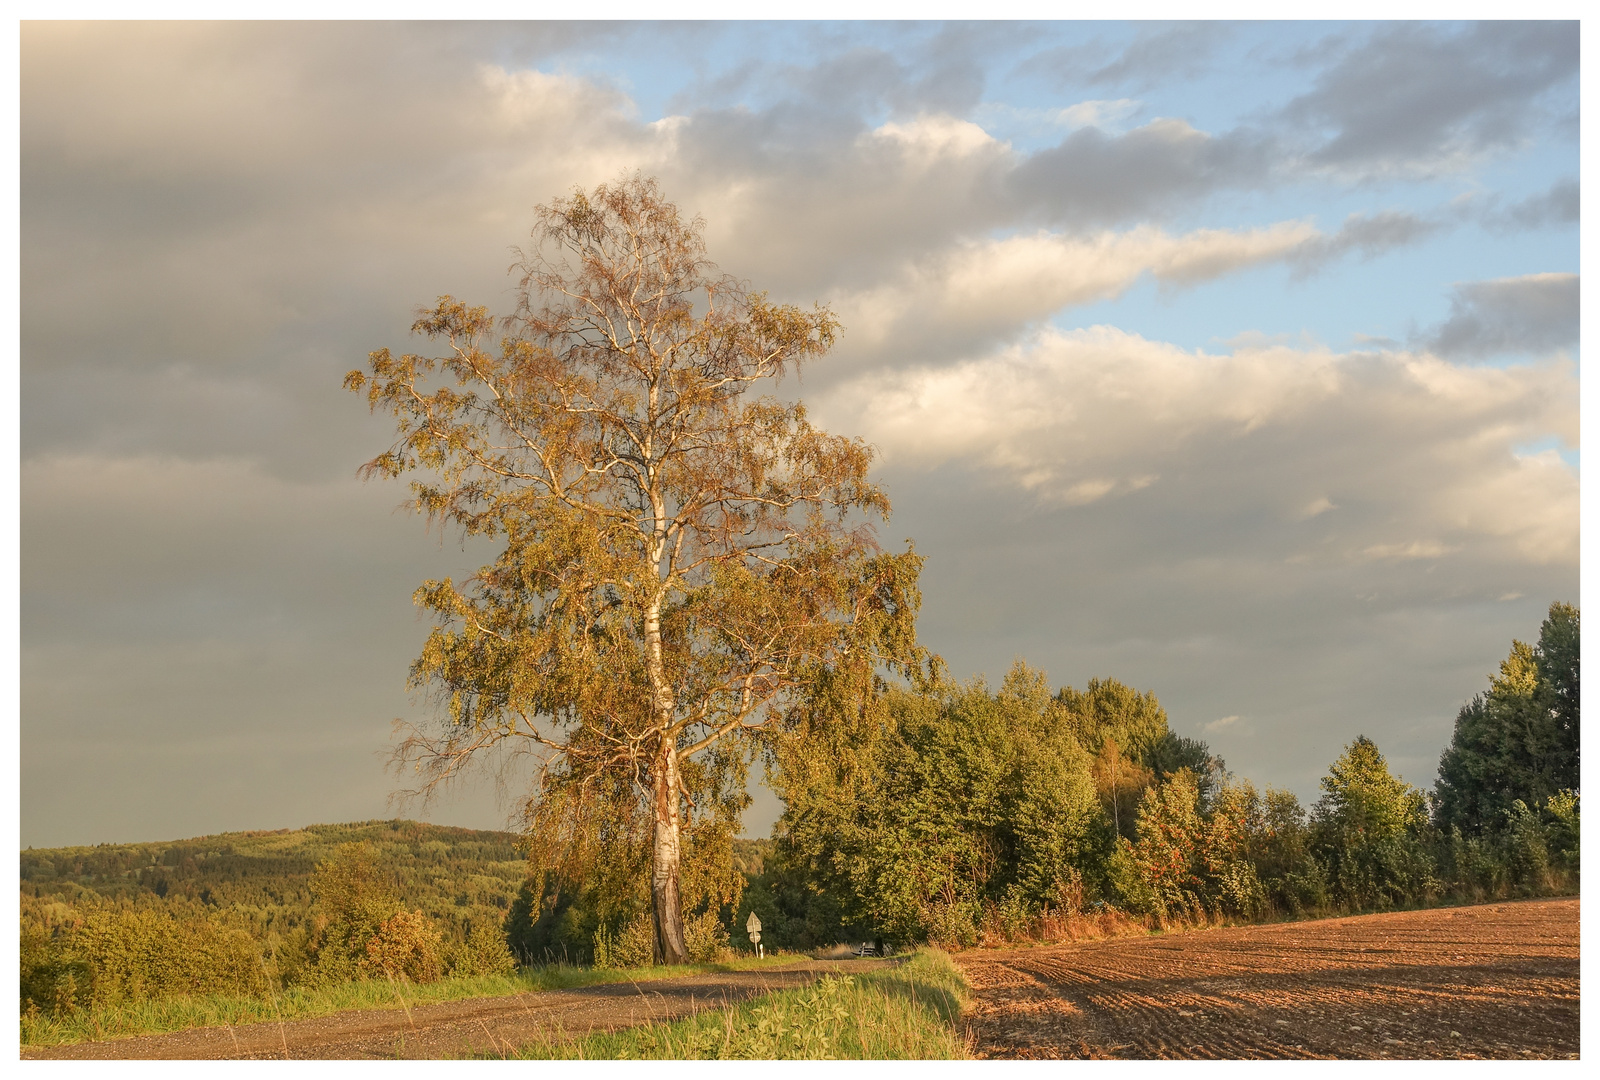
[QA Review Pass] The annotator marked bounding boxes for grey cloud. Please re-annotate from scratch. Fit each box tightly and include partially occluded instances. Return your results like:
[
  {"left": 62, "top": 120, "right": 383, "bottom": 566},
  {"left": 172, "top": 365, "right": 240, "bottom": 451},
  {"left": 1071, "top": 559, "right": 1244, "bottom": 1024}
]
[
  {"left": 886, "top": 465, "right": 1572, "bottom": 804},
  {"left": 785, "top": 47, "right": 910, "bottom": 115},
  {"left": 1009, "top": 119, "right": 1274, "bottom": 227},
  {"left": 672, "top": 23, "right": 1020, "bottom": 123},
  {"left": 1426, "top": 274, "right": 1579, "bottom": 360},
  {"left": 821, "top": 330, "right": 1577, "bottom": 569},
  {"left": 1284, "top": 21, "right": 1578, "bottom": 174},
  {"left": 894, "top": 22, "right": 1042, "bottom": 115},
  {"left": 1087, "top": 22, "right": 1232, "bottom": 90},
  {"left": 21, "top": 22, "right": 655, "bottom": 476},
  {"left": 1288, "top": 210, "right": 1444, "bottom": 276},
  {"left": 1012, "top": 40, "right": 1106, "bottom": 88},
  {"left": 1014, "top": 22, "right": 1230, "bottom": 93},
  {"left": 21, "top": 453, "right": 514, "bottom": 846},
  {"left": 1482, "top": 178, "right": 1580, "bottom": 232}
]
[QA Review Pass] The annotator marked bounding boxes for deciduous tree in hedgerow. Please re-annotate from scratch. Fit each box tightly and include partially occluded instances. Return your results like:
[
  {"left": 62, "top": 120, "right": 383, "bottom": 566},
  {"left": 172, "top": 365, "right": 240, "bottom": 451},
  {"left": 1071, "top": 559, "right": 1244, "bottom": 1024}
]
[{"left": 1311, "top": 736, "right": 1435, "bottom": 910}]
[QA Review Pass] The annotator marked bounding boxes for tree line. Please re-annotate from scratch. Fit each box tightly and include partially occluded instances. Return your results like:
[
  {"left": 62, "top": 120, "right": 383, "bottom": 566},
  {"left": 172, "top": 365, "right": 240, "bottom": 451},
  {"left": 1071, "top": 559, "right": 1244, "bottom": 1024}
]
[{"left": 732, "top": 602, "right": 1577, "bottom": 951}]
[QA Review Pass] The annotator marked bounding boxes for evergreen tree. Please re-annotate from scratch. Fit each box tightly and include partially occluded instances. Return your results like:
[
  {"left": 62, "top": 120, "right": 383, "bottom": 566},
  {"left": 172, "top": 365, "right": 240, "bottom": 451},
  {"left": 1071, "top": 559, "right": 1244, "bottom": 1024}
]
[{"left": 1435, "top": 602, "right": 1580, "bottom": 834}]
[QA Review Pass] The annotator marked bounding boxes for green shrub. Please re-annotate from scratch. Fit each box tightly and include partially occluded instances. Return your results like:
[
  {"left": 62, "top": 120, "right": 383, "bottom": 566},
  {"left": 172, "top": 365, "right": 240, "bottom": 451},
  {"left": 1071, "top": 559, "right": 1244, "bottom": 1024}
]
[
  {"left": 1545, "top": 790, "right": 1579, "bottom": 873},
  {"left": 21, "top": 907, "right": 269, "bottom": 1015},
  {"left": 20, "top": 922, "right": 92, "bottom": 1019},
  {"left": 919, "top": 899, "right": 980, "bottom": 948},
  {"left": 683, "top": 911, "right": 731, "bottom": 963},
  {"left": 592, "top": 911, "right": 655, "bottom": 969},
  {"left": 448, "top": 920, "right": 517, "bottom": 977}
]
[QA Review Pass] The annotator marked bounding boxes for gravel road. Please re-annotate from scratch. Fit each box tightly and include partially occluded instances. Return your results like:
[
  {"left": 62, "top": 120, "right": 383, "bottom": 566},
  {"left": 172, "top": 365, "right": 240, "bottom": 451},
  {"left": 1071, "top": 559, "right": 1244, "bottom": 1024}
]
[{"left": 24, "top": 957, "right": 894, "bottom": 1060}]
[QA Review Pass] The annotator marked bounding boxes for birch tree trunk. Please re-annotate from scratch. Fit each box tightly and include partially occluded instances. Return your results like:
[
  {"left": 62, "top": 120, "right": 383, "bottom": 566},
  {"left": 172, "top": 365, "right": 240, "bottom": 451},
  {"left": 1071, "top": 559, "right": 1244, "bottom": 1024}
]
[{"left": 651, "top": 735, "right": 689, "bottom": 965}]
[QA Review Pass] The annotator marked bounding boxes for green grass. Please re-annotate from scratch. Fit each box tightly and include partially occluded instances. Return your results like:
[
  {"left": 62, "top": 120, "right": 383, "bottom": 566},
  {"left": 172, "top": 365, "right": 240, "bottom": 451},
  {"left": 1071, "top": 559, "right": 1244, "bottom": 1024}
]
[
  {"left": 491, "top": 949, "right": 969, "bottom": 1060},
  {"left": 19, "top": 954, "right": 805, "bottom": 1049}
]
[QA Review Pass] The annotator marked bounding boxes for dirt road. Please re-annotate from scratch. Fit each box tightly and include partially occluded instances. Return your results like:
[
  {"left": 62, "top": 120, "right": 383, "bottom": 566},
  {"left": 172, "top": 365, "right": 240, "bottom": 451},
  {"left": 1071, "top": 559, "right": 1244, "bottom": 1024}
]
[
  {"left": 957, "top": 897, "right": 1578, "bottom": 1059},
  {"left": 24, "top": 957, "right": 893, "bottom": 1060}
]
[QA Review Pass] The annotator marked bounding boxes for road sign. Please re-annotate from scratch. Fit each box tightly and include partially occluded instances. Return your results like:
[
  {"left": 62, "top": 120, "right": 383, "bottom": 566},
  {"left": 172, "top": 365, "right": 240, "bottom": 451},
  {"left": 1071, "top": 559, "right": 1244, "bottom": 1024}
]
[{"left": 746, "top": 912, "right": 761, "bottom": 934}]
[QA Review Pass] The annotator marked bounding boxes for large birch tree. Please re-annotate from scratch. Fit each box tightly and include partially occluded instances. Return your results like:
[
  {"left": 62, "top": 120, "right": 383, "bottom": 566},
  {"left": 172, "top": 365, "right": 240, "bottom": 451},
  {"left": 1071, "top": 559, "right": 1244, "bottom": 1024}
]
[{"left": 346, "top": 176, "right": 924, "bottom": 964}]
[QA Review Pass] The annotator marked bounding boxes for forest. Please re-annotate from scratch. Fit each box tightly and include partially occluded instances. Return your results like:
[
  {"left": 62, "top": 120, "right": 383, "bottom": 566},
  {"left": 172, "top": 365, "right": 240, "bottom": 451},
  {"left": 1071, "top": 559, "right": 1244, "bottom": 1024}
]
[{"left": 20, "top": 603, "right": 1579, "bottom": 1024}]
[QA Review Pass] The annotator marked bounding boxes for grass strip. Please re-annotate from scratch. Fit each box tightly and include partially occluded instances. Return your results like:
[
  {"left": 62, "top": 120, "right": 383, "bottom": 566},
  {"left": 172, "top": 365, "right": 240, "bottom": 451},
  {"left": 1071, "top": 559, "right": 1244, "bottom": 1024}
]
[
  {"left": 494, "top": 948, "right": 969, "bottom": 1060},
  {"left": 20, "top": 953, "right": 802, "bottom": 1049}
]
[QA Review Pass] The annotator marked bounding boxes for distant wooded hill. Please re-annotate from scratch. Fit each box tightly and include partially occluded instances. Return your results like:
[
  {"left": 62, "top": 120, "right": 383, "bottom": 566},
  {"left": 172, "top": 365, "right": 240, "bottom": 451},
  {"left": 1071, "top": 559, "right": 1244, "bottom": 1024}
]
[
  {"left": 22, "top": 820, "right": 527, "bottom": 940},
  {"left": 22, "top": 818, "right": 775, "bottom": 941}
]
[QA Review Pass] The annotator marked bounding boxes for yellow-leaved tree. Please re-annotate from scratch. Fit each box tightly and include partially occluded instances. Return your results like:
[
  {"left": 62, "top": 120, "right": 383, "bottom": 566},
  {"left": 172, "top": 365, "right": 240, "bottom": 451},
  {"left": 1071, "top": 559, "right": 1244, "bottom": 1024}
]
[{"left": 346, "top": 175, "right": 925, "bottom": 964}]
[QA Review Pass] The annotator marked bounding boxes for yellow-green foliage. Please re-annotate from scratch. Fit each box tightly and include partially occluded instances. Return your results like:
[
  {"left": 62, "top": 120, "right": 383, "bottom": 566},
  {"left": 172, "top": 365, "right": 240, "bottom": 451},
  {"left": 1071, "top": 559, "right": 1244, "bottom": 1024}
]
[
  {"left": 503, "top": 949, "right": 967, "bottom": 1060},
  {"left": 592, "top": 911, "right": 656, "bottom": 970},
  {"left": 451, "top": 920, "right": 518, "bottom": 977},
  {"left": 21, "top": 906, "right": 267, "bottom": 1016},
  {"left": 363, "top": 909, "right": 444, "bottom": 983},
  {"left": 20, "top": 820, "right": 525, "bottom": 1019},
  {"left": 302, "top": 842, "right": 433, "bottom": 986},
  {"left": 21, "top": 819, "right": 525, "bottom": 944}
]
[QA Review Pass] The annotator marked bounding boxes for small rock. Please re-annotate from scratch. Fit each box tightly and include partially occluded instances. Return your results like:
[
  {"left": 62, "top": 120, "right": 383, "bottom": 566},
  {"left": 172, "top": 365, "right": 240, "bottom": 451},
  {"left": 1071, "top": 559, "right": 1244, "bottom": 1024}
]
[{"left": 1450, "top": 1031, "right": 1462, "bottom": 1038}]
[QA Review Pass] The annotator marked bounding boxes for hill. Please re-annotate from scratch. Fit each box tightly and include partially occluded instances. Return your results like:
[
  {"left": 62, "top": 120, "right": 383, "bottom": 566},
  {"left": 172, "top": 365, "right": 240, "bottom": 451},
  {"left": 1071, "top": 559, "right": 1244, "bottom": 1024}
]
[
  {"left": 22, "top": 819, "right": 777, "bottom": 945},
  {"left": 22, "top": 819, "right": 526, "bottom": 946}
]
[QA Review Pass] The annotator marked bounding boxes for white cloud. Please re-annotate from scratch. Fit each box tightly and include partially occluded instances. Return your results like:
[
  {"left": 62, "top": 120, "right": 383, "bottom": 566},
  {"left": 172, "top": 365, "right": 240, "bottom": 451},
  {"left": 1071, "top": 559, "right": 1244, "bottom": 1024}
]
[
  {"left": 1053, "top": 99, "right": 1142, "bottom": 130},
  {"left": 1361, "top": 541, "right": 1461, "bottom": 562},
  {"left": 867, "top": 114, "right": 1008, "bottom": 165},
  {"left": 832, "top": 220, "right": 1319, "bottom": 362},
  {"left": 1203, "top": 715, "right": 1241, "bottom": 734},
  {"left": 818, "top": 325, "right": 1576, "bottom": 566}
]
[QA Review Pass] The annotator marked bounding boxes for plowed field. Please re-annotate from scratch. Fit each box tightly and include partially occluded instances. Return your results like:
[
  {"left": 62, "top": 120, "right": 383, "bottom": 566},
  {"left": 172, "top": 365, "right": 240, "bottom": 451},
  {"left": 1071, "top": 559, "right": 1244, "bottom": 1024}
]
[{"left": 957, "top": 897, "right": 1578, "bottom": 1060}]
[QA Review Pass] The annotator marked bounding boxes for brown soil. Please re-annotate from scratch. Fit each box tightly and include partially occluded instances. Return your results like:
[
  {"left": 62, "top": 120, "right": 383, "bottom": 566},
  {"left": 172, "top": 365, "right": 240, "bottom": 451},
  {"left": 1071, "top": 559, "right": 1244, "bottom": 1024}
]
[
  {"left": 956, "top": 897, "right": 1578, "bottom": 1060},
  {"left": 23, "top": 957, "right": 893, "bottom": 1060}
]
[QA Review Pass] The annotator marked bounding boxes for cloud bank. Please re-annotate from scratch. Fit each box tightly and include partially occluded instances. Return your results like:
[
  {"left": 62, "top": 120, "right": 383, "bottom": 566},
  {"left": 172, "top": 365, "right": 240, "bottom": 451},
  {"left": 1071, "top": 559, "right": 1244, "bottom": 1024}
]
[{"left": 19, "top": 21, "right": 1578, "bottom": 845}]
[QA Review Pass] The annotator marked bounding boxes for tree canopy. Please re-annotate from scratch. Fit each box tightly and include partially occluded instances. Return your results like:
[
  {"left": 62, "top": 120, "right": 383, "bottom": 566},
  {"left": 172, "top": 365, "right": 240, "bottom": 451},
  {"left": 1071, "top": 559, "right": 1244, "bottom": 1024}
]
[
  {"left": 347, "top": 175, "right": 925, "bottom": 963},
  {"left": 1435, "top": 602, "right": 1580, "bottom": 835}
]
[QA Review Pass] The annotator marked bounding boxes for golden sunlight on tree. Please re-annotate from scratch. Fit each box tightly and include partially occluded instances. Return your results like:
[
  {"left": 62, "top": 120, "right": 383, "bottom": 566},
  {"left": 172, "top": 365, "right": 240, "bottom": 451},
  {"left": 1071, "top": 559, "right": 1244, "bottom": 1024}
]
[{"left": 346, "top": 174, "right": 924, "bottom": 964}]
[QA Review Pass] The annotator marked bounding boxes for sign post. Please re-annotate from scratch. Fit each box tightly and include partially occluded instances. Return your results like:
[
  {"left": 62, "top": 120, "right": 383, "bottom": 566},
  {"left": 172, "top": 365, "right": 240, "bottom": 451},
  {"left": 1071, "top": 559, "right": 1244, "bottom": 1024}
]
[{"left": 745, "top": 911, "right": 763, "bottom": 959}]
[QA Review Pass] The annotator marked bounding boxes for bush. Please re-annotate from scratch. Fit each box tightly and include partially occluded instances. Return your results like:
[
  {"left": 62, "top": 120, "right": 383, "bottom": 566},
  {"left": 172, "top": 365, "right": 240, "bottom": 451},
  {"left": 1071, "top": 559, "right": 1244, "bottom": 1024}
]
[
  {"left": 683, "top": 911, "right": 731, "bottom": 963},
  {"left": 592, "top": 911, "right": 655, "bottom": 969},
  {"left": 299, "top": 842, "right": 453, "bottom": 987},
  {"left": 1545, "top": 790, "right": 1579, "bottom": 873},
  {"left": 919, "top": 899, "right": 980, "bottom": 949},
  {"left": 20, "top": 922, "right": 92, "bottom": 1019},
  {"left": 362, "top": 910, "right": 443, "bottom": 983},
  {"left": 22, "top": 907, "right": 268, "bottom": 1016},
  {"left": 449, "top": 920, "right": 518, "bottom": 977},
  {"left": 1503, "top": 800, "right": 1550, "bottom": 887}
]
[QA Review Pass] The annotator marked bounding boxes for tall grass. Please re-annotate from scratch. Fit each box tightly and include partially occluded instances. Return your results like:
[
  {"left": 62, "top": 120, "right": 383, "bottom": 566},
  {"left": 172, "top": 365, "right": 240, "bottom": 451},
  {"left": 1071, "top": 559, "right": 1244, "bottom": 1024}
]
[
  {"left": 20, "top": 954, "right": 803, "bottom": 1049},
  {"left": 497, "top": 949, "right": 968, "bottom": 1060}
]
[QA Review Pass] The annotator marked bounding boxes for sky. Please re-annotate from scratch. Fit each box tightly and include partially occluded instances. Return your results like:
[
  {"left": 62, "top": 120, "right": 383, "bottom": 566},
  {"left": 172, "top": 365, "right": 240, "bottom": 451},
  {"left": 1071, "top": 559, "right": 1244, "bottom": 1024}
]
[{"left": 17, "top": 19, "right": 1581, "bottom": 848}]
